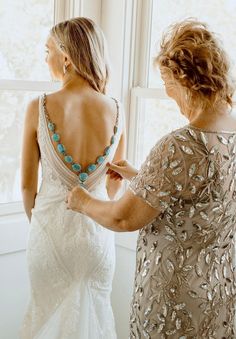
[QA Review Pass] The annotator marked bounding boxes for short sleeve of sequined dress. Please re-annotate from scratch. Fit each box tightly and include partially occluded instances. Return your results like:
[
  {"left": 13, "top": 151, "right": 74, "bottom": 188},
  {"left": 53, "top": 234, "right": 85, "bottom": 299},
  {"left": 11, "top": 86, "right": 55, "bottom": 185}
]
[{"left": 129, "top": 134, "right": 187, "bottom": 211}]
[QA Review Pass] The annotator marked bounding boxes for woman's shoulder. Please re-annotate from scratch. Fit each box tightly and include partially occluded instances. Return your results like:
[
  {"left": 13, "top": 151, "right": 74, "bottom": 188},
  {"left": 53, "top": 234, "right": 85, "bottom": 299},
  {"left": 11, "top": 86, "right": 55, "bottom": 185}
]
[
  {"left": 24, "top": 96, "right": 40, "bottom": 129},
  {"left": 150, "top": 125, "right": 202, "bottom": 159},
  {"left": 45, "top": 89, "right": 119, "bottom": 112},
  {"left": 150, "top": 126, "right": 189, "bottom": 152}
]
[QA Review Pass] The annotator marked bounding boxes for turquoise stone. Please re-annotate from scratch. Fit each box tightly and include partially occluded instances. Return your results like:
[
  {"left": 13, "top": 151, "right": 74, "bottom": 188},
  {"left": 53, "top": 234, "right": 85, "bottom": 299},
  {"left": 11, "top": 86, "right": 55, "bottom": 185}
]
[
  {"left": 79, "top": 172, "right": 89, "bottom": 182},
  {"left": 111, "top": 135, "right": 115, "bottom": 144},
  {"left": 87, "top": 164, "right": 97, "bottom": 173},
  {"left": 104, "top": 146, "right": 110, "bottom": 155},
  {"left": 57, "top": 144, "right": 65, "bottom": 154},
  {"left": 48, "top": 122, "right": 55, "bottom": 131},
  {"left": 52, "top": 133, "right": 60, "bottom": 142},
  {"left": 97, "top": 156, "right": 105, "bottom": 164},
  {"left": 72, "top": 163, "right": 81, "bottom": 172},
  {"left": 65, "top": 155, "right": 73, "bottom": 163}
]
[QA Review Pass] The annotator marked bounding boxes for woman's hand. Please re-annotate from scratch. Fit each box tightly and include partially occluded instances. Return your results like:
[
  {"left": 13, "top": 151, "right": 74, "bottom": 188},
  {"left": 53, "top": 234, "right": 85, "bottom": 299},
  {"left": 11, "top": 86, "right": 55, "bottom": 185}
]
[
  {"left": 66, "top": 185, "right": 91, "bottom": 213},
  {"left": 106, "top": 160, "right": 138, "bottom": 181}
]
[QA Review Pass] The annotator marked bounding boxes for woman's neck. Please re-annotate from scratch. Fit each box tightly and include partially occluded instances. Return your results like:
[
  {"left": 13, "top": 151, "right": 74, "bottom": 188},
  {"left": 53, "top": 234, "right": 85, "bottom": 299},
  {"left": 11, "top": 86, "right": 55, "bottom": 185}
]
[
  {"left": 186, "top": 103, "right": 230, "bottom": 125},
  {"left": 62, "top": 72, "right": 91, "bottom": 92},
  {"left": 187, "top": 103, "right": 235, "bottom": 131}
]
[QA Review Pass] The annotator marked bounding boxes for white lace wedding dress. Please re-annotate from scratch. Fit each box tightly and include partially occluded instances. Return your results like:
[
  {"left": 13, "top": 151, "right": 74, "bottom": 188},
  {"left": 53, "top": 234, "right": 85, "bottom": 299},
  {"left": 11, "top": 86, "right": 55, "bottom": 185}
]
[{"left": 20, "top": 95, "right": 122, "bottom": 339}]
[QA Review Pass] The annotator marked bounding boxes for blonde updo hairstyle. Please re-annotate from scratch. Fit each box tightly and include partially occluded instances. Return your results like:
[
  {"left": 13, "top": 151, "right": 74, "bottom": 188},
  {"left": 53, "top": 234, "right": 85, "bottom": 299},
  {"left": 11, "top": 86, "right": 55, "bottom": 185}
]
[
  {"left": 156, "top": 19, "right": 235, "bottom": 113},
  {"left": 51, "top": 17, "right": 109, "bottom": 94}
]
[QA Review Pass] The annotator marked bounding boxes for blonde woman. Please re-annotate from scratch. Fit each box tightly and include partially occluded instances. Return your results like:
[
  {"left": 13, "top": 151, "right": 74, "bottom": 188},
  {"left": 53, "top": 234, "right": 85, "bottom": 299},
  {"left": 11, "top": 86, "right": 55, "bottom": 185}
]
[
  {"left": 20, "top": 17, "right": 125, "bottom": 339},
  {"left": 67, "top": 19, "right": 236, "bottom": 338}
]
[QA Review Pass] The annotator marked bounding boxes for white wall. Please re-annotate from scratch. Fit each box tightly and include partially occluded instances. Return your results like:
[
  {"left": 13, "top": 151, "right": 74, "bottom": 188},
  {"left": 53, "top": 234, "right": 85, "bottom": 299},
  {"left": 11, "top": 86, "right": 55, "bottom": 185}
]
[
  {"left": 0, "top": 212, "right": 29, "bottom": 339},
  {"left": 0, "top": 251, "right": 29, "bottom": 339},
  {"left": 111, "top": 236, "right": 137, "bottom": 339}
]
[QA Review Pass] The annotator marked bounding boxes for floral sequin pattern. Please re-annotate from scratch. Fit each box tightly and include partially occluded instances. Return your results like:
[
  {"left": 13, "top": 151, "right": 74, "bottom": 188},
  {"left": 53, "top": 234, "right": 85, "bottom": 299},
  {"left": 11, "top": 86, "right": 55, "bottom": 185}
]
[{"left": 129, "top": 128, "right": 236, "bottom": 339}]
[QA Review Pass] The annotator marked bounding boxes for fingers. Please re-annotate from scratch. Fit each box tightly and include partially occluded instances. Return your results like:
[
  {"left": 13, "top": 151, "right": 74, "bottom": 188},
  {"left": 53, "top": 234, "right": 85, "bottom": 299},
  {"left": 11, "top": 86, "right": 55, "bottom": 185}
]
[
  {"left": 106, "top": 163, "right": 123, "bottom": 175},
  {"left": 106, "top": 167, "right": 123, "bottom": 180},
  {"left": 111, "top": 160, "right": 127, "bottom": 166},
  {"left": 106, "top": 162, "right": 119, "bottom": 170},
  {"left": 110, "top": 173, "right": 122, "bottom": 180}
]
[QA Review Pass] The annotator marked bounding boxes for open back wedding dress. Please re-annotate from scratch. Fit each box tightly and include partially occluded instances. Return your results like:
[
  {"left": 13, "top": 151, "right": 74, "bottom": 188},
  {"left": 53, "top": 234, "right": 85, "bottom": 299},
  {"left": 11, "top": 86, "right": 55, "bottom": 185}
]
[{"left": 20, "top": 94, "right": 122, "bottom": 339}]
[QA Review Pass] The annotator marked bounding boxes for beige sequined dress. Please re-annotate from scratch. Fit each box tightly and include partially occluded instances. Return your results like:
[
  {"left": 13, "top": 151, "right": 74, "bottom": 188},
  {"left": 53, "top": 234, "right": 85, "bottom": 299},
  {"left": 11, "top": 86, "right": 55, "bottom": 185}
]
[{"left": 129, "top": 126, "right": 236, "bottom": 339}]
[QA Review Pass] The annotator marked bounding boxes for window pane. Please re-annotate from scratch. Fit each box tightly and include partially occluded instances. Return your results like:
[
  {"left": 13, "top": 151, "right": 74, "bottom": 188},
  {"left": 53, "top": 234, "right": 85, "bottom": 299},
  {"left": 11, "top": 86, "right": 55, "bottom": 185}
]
[
  {"left": 135, "top": 98, "right": 187, "bottom": 167},
  {"left": 0, "top": 0, "right": 54, "bottom": 81},
  {"left": 149, "top": 0, "right": 236, "bottom": 87},
  {"left": 0, "top": 91, "right": 43, "bottom": 204}
]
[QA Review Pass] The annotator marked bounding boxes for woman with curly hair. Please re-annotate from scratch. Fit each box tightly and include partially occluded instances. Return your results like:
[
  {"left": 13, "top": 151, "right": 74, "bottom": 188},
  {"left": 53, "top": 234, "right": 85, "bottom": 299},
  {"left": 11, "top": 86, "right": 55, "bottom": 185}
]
[{"left": 67, "top": 19, "right": 236, "bottom": 338}]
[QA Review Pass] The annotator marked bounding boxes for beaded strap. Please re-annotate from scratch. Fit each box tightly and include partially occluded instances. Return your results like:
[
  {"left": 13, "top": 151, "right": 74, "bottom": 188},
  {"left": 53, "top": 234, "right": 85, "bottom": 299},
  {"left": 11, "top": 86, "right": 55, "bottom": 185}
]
[
  {"left": 42, "top": 93, "right": 120, "bottom": 185},
  {"left": 112, "top": 97, "right": 119, "bottom": 130}
]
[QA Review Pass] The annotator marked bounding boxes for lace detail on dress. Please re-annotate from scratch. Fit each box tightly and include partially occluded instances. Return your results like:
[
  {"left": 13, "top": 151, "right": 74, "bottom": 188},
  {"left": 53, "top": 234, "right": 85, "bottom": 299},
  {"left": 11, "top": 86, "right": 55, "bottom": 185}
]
[
  {"left": 130, "top": 134, "right": 187, "bottom": 211},
  {"left": 129, "top": 128, "right": 236, "bottom": 339}
]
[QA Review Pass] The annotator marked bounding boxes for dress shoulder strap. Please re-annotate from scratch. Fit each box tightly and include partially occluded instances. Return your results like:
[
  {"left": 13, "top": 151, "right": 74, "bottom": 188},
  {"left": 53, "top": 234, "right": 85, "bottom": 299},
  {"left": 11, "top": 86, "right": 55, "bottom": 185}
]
[
  {"left": 111, "top": 97, "right": 119, "bottom": 130},
  {"left": 111, "top": 97, "right": 124, "bottom": 138},
  {"left": 37, "top": 93, "right": 47, "bottom": 137}
]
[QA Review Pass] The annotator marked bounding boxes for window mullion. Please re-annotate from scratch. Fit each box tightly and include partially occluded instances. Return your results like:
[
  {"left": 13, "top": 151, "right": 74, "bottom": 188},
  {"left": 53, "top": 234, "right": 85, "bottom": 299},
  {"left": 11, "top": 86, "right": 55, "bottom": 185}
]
[
  {"left": 133, "top": 0, "right": 153, "bottom": 87},
  {"left": 0, "top": 79, "right": 60, "bottom": 92},
  {"left": 54, "top": 0, "right": 75, "bottom": 23},
  {"left": 128, "top": 86, "right": 168, "bottom": 165}
]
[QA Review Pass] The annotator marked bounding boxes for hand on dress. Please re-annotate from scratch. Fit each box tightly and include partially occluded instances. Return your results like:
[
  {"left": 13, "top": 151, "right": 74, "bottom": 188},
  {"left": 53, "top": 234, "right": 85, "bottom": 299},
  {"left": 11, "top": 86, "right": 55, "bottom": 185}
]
[
  {"left": 106, "top": 160, "right": 138, "bottom": 181},
  {"left": 66, "top": 185, "right": 91, "bottom": 213}
]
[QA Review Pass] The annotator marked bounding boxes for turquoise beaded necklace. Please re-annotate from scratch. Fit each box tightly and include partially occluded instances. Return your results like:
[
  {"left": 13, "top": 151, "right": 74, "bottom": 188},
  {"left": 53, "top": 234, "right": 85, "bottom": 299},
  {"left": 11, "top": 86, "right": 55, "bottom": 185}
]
[{"left": 43, "top": 94, "right": 119, "bottom": 185}]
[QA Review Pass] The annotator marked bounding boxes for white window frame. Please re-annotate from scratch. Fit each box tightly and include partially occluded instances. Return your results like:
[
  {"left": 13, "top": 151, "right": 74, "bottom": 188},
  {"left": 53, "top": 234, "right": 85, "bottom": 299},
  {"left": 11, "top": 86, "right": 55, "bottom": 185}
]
[
  {"left": 116, "top": 0, "right": 172, "bottom": 251},
  {"left": 127, "top": 0, "right": 171, "bottom": 166},
  {"left": 128, "top": 87, "right": 167, "bottom": 164}
]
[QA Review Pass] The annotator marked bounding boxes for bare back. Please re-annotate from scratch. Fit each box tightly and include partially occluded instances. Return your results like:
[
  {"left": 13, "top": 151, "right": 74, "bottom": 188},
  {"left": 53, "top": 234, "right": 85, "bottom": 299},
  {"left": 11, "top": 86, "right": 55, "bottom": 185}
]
[{"left": 44, "top": 88, "right": 120, "bottom": 171}]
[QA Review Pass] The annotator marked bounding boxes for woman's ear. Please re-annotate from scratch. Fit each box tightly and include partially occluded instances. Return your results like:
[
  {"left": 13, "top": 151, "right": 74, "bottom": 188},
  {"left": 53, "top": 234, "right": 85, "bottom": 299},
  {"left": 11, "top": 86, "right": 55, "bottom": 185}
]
[{"left": 64, "top": 55, "right": 71, "bottom": 68}]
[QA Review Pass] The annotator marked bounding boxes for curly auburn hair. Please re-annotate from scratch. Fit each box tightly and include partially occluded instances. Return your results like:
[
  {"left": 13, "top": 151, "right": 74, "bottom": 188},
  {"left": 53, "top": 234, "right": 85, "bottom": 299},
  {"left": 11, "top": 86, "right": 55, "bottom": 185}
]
[{"left": 155, "top": 19, "right": 235, "bottom": 110}]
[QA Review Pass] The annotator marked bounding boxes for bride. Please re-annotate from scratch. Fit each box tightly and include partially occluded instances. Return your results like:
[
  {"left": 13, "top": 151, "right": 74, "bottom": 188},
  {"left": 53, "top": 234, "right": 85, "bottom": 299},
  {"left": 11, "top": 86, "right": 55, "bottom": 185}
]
[{"left": 20, "top": 17, "right": 125, "bottom": 339}]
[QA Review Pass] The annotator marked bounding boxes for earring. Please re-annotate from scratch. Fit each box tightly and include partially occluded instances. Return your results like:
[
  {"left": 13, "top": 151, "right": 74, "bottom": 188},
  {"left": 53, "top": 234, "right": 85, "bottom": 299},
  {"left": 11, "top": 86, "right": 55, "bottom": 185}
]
[{"left": 63, "top": 64, "right": 68, "bottom": 75}]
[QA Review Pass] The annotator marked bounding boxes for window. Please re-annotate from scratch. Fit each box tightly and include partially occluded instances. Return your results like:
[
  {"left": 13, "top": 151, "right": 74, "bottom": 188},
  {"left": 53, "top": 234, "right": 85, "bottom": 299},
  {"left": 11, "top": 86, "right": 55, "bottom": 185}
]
[
  {"left": 129, "top": 89, "right": 187, "bottom": 167},
  {"left": 129, "top": 0, "right": 236, "bottom": 167},
  {"left": 0, "top": 0, "right": 54, "bottom": 81},
  {"left": 0, "top": 90, "right": 42, "bottom": 203},
  {"left": 0, "top": 0, "right": 65, "bottom": 206}
]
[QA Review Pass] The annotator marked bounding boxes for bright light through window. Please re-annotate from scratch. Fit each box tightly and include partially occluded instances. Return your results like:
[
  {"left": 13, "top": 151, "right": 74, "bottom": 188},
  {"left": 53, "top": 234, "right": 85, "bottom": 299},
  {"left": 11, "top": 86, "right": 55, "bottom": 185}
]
[
  {"left": 135, "top": 97, "right": 187, "bottom": 167},
  {"left": 0, "top": 0, "right": 54, "bottom": 81}
]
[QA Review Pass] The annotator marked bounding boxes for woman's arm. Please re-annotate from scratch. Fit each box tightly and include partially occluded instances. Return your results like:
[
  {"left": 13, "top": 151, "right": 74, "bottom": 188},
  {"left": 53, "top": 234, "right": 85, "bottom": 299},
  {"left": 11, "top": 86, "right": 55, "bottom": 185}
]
[
  {"left": 67, "top": 134, "right": 187, "bottom": 233},
  {"left": 67, "top": 186, "right": 158, "bottom": 232},
  {"left": 21, "top": 98, "right": 40, "bottom": 221}
]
